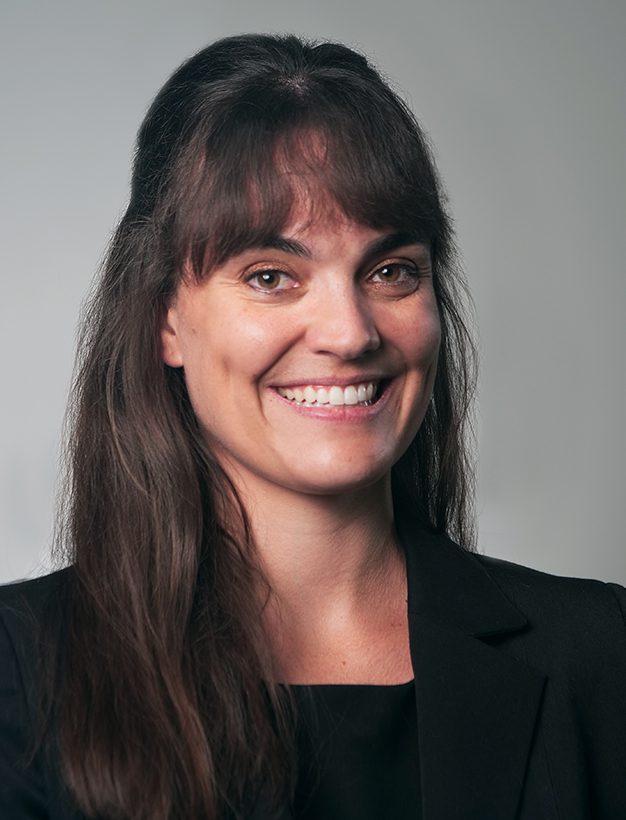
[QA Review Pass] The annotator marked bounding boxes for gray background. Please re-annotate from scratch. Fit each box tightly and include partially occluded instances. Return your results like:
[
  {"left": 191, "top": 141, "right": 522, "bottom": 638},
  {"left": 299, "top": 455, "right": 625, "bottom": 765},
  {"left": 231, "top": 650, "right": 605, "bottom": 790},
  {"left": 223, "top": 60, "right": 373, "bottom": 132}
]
[{"left": 1, "top": 0, "right": 624, "bottom": 584}]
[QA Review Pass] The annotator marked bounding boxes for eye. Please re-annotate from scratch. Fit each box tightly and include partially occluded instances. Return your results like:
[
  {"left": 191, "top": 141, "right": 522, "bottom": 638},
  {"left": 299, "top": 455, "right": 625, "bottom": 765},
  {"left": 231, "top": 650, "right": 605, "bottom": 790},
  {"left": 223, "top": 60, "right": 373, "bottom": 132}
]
[
  {"left": 368, "top": 261, "right": 422, "bottom": 293},
  {"left": 245, "top": 268, "right": 296, "bottom": 293}
]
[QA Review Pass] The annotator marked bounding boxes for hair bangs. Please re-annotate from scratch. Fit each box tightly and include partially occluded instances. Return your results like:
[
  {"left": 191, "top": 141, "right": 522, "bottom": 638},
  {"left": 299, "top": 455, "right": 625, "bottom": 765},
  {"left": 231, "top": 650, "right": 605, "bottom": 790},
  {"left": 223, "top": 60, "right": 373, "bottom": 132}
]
[{"left": 166, "top": 77, "right": 448, "bottom": 281}]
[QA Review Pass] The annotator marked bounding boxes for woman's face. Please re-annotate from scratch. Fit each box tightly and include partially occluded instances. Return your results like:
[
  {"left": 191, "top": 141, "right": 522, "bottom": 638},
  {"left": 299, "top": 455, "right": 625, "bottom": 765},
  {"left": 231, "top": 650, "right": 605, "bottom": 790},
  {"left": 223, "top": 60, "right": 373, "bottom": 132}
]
[{"left": 161, "top": 203, "right": 441, "bottom": 498}]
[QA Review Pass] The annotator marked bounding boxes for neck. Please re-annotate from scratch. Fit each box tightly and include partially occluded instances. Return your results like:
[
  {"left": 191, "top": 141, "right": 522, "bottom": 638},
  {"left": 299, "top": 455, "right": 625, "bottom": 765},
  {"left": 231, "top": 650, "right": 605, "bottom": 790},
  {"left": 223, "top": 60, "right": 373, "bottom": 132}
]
[
  {"left": 254, "top": 481, "right": 396, "bottom": 598},
  {"left": 218, "top": 459, "right": 414, "bottom": 684},
  {"left": 228, "top": 469, "right": 405, "bottom": 644}
]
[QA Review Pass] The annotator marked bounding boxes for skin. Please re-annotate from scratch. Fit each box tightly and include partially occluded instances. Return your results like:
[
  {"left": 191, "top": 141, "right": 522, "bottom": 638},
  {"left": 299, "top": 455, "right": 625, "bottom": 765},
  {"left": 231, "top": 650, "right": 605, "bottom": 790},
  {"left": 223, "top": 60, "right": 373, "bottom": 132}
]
[{"left": 161, "top": 201, "right": 441, "bottom": 683}]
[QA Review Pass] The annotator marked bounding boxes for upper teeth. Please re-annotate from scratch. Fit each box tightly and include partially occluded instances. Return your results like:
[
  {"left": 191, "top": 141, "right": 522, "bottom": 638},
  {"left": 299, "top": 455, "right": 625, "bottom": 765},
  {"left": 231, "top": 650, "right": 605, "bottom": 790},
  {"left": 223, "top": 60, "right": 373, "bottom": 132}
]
[{"left": 277, "top": 382, "right": 377, "bottom": 406}]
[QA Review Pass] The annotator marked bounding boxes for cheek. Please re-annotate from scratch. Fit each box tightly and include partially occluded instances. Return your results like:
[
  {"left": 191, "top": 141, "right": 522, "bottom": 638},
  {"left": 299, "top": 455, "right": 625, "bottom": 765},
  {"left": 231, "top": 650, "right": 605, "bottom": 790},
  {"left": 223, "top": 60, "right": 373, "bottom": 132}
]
[
  {"left": 389, "top": 304, "right": 442, "bottom": 367},
  {"left": 416, "top": 312, "right": 442, "bottom": 363},
  {"left": 216, "top": 311, "right": 297, "bottom": 383},
  {"left": 183, "top": 309, "right": 294, "bottom": 403}
]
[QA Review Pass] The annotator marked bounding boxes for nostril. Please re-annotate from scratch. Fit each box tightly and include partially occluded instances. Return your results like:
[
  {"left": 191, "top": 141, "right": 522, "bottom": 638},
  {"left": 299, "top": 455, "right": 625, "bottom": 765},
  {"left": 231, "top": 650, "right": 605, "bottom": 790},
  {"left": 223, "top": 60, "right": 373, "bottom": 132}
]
[{"left": 306, "top": 294, "right": 381, "bottom": 359}]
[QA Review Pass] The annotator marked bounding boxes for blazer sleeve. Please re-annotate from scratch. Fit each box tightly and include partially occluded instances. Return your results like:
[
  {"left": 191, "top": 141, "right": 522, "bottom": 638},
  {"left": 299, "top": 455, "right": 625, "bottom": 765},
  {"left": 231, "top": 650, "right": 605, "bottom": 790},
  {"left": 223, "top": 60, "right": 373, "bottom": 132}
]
[
  {"left": 477, "top": 555, "right": 626, "bottom": 817},
  {"left": 607, "top": 582, "right": 626, "bottom": 626},
  {"left": 586, "top": 581, "right": 626, "bottom": 816},
  {"left": 0, "top": 606, "right": 50, "bottom": 818}
]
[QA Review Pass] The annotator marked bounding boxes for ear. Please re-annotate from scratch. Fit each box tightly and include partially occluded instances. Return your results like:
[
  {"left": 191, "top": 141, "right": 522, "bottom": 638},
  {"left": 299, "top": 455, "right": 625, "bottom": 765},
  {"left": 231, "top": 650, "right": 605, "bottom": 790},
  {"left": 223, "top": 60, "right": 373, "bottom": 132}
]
[{"left": 160, "top": 302, "right": 185, "bottom": 368}]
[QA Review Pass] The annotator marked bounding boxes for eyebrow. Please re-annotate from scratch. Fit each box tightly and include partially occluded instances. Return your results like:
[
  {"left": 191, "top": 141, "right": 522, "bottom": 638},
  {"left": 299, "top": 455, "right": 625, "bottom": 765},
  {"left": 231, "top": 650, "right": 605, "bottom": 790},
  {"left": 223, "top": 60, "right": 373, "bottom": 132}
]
[
  {"left": 362, "top": 231, "right": 427, "bottom": 260},
  {"left": 262, "top": 236, "right": 312, "bottom": 258},
  {"left": 259, "top": 230, "right": 427, "bottom": 264}
]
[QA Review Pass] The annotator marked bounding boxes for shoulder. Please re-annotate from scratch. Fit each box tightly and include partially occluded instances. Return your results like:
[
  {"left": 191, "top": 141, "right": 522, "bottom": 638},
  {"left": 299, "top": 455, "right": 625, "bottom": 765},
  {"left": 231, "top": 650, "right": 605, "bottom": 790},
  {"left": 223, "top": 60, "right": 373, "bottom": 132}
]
[
  {"left": 0, "top": 569, "right": 73, "bottom": 704},
  {"left": 472, "top": 555, "right": 626, "bottom": 812},
  {"left": 475, "top": 552, "right": 626, "bottom": 626},
  {"left": 473, "top": 553, "right": 626, "bottom": 673},
  {"left": 0, "top": 570, "right": 74, "bottom": 816},
  {"left": 0, "top": 566, "right": 73, "bottom": 608},
  {"left": 0, "top": 568, "right": 73, "bottom": 641}
]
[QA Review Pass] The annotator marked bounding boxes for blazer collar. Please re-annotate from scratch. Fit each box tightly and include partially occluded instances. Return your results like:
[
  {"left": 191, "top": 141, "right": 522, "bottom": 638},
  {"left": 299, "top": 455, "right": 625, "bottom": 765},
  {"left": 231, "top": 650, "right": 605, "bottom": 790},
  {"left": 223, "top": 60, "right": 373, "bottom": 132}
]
[
  {"left": 397, "top": 509, "right": 546, "bottom": 820},
  {"left": 397, "top": 511, "right": 527, "bottom": 636}
]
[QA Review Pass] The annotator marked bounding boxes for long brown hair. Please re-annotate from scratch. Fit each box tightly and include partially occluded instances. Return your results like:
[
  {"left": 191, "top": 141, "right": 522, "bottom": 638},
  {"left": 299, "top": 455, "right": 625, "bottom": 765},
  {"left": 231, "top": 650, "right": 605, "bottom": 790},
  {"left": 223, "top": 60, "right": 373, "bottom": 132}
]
[{"left": 51, "top": 33, "right": 476, "bottom": 819}]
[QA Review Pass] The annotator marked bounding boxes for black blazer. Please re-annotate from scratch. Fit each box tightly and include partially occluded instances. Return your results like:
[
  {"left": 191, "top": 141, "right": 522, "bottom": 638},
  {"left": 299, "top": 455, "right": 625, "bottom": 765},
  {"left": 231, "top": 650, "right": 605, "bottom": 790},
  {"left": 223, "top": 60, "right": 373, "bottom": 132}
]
[{"left": 2, "top": 520, "right": 626, "bottom": 819}]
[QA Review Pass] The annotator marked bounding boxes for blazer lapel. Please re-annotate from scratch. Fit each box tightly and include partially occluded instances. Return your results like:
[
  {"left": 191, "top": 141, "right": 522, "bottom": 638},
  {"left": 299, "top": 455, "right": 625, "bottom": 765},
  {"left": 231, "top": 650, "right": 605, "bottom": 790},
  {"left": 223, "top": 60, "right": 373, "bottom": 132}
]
[{"left": 398, "top": 515, "right": 546, "bottom": 820}]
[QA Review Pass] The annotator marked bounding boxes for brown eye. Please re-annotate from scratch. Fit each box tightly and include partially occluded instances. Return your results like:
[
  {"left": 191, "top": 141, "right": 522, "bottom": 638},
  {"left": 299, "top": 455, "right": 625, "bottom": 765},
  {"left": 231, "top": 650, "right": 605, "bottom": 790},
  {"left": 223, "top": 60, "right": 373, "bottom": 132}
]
[
  {"left": 246, "top": 269, "right": 294, "bottom": 292},
  {"left": 377, "top": 265, "right": 403, "bottom": 282},
  {"left": 369, "top": 262, "right": 421, "bottom": 291},
  {"left": 257, "top": 272, "right": 281, "bottom": 289}
]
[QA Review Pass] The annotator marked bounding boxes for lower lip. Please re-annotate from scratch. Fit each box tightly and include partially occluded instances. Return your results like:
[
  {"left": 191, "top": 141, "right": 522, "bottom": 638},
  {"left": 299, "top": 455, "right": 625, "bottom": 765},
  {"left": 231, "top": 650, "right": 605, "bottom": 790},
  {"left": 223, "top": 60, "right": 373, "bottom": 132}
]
[{"left": 268, "top": 381, "right": 393, "bottom": 422}]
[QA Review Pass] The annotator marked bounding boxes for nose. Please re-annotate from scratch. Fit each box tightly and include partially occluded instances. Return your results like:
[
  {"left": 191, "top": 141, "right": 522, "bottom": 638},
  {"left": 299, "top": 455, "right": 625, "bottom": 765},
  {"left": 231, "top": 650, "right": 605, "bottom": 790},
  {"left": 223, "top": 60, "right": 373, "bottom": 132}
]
[{"left": 305, "top": 283, "right": 381, "bottom": 360}]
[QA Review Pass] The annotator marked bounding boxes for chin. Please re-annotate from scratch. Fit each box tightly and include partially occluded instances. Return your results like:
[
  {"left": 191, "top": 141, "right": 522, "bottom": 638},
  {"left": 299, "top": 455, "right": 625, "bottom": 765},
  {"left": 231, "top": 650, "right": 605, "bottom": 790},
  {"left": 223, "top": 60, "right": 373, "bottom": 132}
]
[{"left": 282, "top": 459, "right": 393, "bottom": 497}]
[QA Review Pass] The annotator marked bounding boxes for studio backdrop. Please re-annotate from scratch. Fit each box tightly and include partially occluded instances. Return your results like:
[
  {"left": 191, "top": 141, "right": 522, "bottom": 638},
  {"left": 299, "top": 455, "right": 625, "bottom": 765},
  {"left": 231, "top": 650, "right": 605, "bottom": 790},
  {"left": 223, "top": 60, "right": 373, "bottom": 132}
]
[{"left": 1, "top": 0, "right": 624, "bottom": 583}]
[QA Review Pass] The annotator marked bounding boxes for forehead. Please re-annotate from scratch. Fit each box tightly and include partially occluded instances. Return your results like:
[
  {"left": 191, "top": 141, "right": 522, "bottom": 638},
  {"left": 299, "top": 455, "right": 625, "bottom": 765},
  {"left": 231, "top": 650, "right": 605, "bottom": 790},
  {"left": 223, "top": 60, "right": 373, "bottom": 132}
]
[
  {"left": 185, "top": 142, "right": 434, "bottom": 282},
  {"left": 209, "top": 181, "right": 431, "bottom": 274},
  {"left": 215, "top": 183, "right": 370, "bottom": 262},
  {"left": 279, "top": 189, "right": 368, "bottom": 240},
  {"left": 271, "top": 183, "right": 430, "bottom": 254}
]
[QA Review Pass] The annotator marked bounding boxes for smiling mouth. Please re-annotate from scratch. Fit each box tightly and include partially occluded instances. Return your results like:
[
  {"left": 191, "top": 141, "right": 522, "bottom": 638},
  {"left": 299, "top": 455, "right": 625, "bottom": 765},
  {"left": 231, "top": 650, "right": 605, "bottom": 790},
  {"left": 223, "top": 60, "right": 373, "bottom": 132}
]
[{"left": 275, "top": 381, "right": 386, "bottom": 407}]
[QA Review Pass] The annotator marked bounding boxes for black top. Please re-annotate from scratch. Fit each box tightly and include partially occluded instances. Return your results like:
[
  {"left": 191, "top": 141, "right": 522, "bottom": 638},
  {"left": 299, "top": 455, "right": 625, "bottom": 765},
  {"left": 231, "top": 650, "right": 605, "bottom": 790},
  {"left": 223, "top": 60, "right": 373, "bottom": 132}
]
[
  {"left": 291, "top": 680, "right": 420, "bottom": 819},
  {"left": 2, "top": 520, "right": 626, "bottom": 818}
]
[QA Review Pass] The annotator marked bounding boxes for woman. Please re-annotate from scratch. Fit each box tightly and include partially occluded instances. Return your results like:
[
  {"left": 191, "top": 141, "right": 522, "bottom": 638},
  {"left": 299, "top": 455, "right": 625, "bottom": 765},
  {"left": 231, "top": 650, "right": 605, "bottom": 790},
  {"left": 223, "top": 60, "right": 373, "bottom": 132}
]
[{"left": 1, "top": 33, "right": 625, "bottom": 820}]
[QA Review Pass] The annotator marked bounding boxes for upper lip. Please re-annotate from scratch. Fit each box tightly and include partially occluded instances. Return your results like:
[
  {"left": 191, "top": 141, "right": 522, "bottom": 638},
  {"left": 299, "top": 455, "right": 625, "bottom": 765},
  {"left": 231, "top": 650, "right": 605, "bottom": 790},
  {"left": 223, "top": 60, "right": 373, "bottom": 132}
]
[{"left": 270, "top": 374, "right": 392, "bottom": 388}]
